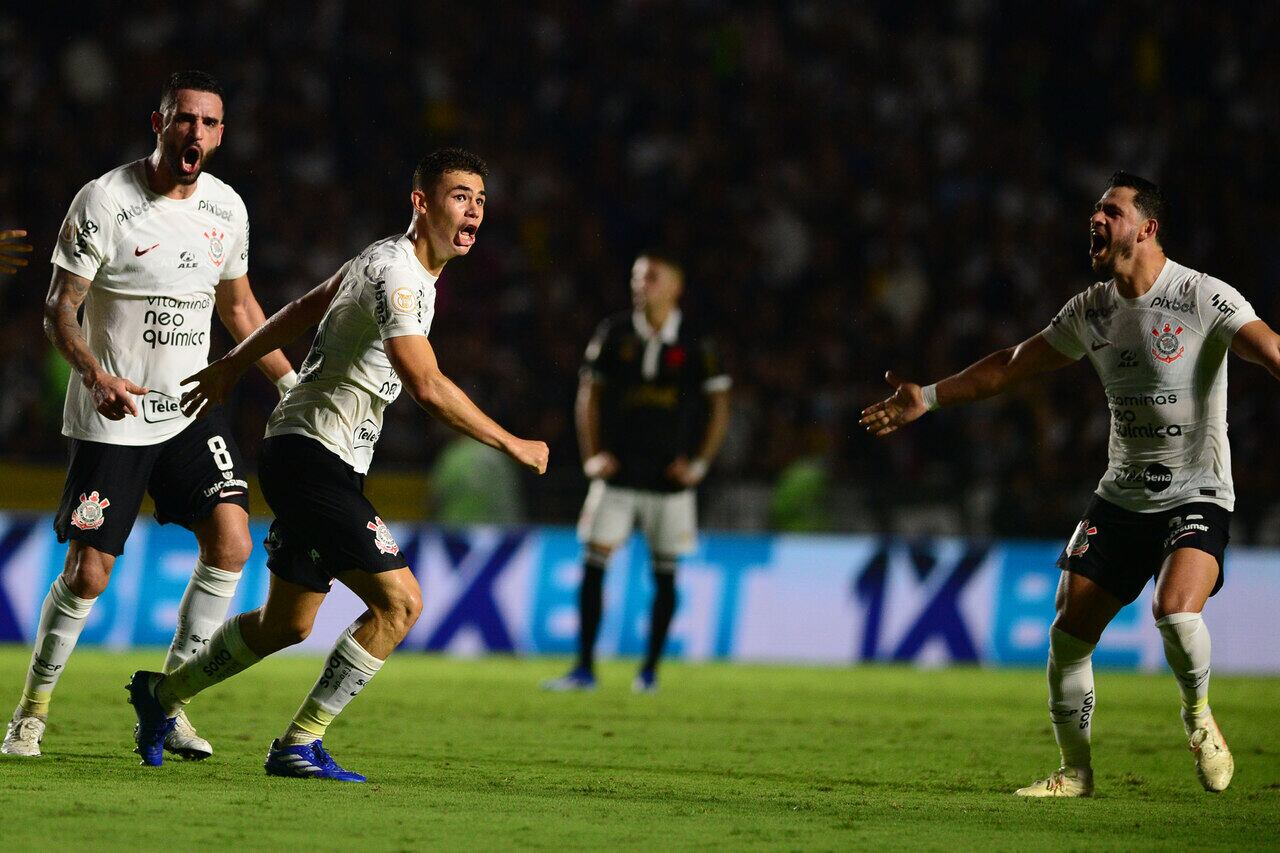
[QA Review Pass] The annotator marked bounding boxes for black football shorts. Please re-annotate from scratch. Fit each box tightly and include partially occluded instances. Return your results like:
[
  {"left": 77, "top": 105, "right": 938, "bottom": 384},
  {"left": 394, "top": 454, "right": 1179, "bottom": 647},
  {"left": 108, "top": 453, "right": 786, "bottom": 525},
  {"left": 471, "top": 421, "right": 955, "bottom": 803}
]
[
  {"left": 54, "top": 408, "right": 249, "bottom": 556},
  {"left": 1056, "top": 496, "right": 1229, "bottom": 605},
  {"left": 258, "top": 434, "right": 409, "bottom": 593}
]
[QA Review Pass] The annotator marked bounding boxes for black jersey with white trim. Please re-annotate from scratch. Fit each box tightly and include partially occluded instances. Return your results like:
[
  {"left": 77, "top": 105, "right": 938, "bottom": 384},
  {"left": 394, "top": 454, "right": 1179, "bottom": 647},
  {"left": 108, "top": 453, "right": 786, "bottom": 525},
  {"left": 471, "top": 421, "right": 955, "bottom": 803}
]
[
  {"left": 584, "top": 310, "right": 730, "bottom": 493},
  {"left": 1041, "top": 259, "right": 1257, "bottom": 512}
]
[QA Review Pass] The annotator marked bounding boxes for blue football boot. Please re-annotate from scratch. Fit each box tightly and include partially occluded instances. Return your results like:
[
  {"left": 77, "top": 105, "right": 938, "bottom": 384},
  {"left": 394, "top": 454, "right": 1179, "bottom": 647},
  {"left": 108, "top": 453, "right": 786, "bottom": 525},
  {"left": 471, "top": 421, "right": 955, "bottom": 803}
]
[
  {"left": 126, "top": 671, "right": 176, "bottom": 767},
  {"left": 632, "top": 669, "right": 658, "bottom": 694},
  {"left": 264, "top": 739, "right": 367, "bottom": 782},
  {"left": 541, "top": 666, "right": 597, "bottom": 692}
]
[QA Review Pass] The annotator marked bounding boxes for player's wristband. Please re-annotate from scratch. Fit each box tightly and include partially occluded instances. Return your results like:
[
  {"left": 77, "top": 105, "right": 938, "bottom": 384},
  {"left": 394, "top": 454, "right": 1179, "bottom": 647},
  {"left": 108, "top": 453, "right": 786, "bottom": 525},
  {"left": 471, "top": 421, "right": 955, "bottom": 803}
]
[
  {"left": 686, "top": 458, "right": 709, "bottom": 483},
  {"left": 274, "top": 370, "right": 299, "bottom": 395},
  {"left": 920, "top": 383, "right": 940, "bottom": 412}
]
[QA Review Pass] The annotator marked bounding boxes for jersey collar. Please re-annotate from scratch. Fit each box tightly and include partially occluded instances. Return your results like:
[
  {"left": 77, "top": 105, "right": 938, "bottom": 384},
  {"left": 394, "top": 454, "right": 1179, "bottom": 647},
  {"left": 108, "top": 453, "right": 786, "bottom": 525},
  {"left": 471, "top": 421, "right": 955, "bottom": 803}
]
[{"left": 632, "top": 308, "right": 682, "bottom": 344}]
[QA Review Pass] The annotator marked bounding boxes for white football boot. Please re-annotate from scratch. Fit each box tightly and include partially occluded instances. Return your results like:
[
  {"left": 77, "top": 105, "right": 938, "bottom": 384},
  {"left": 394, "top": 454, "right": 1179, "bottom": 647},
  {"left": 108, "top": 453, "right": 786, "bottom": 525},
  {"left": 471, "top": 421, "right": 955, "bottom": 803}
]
[
  {"left": 1014, "top": 766, "right": 1094, "bottom": 797},
  {"left": 163, "top": 709, "right": 213, "bottom": 760},
  {"left": 1188, "top": 715, "right": 1233, "bottom": 792},
  {"left": 2, "top": 714, "right": 46, "bottom": 757}
]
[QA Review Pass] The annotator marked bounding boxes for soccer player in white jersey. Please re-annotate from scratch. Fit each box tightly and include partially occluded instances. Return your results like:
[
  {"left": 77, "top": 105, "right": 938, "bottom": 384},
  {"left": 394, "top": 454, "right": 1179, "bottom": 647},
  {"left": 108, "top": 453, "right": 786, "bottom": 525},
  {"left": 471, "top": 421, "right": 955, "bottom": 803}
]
[
  {"left": 2, "top": 72, "right": 296, "bottom": 760},
  {"left": 861, "top": 172, "right": 1280, "bottom": 797},
  {"left": 126, "top": 148, "right": 549, "bottom": 781}
]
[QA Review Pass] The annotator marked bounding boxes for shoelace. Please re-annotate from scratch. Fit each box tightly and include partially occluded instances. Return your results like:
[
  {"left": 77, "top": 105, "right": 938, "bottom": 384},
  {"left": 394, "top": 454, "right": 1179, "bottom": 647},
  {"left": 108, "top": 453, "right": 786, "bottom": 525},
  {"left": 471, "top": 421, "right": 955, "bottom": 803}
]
[
  {"left": 14, "top": 718, "right": 41, "bottom": 739},
  {"left": 310, "top": 741, "right": 341, "bottom": 772}
]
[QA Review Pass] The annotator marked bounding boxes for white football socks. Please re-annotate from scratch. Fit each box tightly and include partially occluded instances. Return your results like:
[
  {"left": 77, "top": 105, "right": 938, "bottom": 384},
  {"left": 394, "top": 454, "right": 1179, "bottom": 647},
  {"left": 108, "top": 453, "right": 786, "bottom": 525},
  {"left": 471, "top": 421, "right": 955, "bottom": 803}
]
[
  {"left": 1156, "top": 611, "right": 1212, "bottom": 736},
  {"left": 157, "top": 614, "right": 261, "bottom": 714},
  {"left": 16, "top": 577, "right": 95, "bottom": 719},
  {"left": 282, "top": 622, "right": 384, "bottom": 746},
  {"left": 1047, "top": 626, "right": 1096, "bottom": 771},
  {"left": 163, "top": 560, "right": 241, "bottom": 673}
]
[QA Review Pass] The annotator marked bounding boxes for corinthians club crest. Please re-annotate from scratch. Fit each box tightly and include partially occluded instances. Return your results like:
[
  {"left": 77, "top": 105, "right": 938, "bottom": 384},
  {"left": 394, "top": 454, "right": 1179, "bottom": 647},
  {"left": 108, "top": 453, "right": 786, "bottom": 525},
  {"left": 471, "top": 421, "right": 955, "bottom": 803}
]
[
  {"left": 203, "top": 229, "right": 226, "bottom": 267},
  {"left": 1066, "top": 518, "right": 1097, "bottom": 557},
  {"left": 1151, "top": 321, "right": 1185, "bottom": 364},
  {"left": 366, "top": 516, "right": 400, "bottom": 556},
  {"left": 71, "top": 491, "right": 110, "bottom": 531}
]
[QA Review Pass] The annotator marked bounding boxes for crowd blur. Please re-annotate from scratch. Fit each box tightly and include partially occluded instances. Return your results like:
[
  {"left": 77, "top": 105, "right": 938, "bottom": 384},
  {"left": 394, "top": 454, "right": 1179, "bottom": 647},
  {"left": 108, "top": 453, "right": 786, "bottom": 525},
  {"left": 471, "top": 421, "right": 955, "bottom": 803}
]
[{"left": 2, "top": 2, "right": 1278, "bottom": 540}]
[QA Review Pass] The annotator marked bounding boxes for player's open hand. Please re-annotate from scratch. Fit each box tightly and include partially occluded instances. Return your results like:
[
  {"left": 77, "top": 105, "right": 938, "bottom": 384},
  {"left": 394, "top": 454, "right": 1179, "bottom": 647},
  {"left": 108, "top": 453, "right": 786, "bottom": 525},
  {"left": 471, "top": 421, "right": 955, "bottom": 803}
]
[
  {"left": 180, "top": 358, "right": 244, "bottom": 419},
  {"left": 89, "top": 373, "right": 149, "bottom": 420},
  {"left": 583, "top": 451, "right": 619, "bottom": 481},
  {"left": 860, "top": 371, "right": 928, "bottom": 437},
  {"left": 0, "top": 230, "right": 33, "bottom": 275},
  {"left": 509, "top": 438, "right": 550, "bottom": 475}
]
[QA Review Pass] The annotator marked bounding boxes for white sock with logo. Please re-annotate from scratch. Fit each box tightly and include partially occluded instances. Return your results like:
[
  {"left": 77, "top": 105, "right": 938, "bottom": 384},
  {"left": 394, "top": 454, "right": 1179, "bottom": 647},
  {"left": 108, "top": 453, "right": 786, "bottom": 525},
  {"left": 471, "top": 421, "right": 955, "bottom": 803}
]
[
  {"left": 281, "top": 622, "right": 384, "bottom": 746},
  {"left": 1047, "top": 627, "right": 1095, "bottom": 772},
  {"left": 16, "top": 577, "right": 95, "bottom": 719},
  {"left": 163, "top": 560, "right": 241, "bottom": 673},
  {"left": 156, "top": 614, "right": 261, "bottom": 715},
  {"left": 1156, "top": 612, "right": 1212, "bottom": 737}
]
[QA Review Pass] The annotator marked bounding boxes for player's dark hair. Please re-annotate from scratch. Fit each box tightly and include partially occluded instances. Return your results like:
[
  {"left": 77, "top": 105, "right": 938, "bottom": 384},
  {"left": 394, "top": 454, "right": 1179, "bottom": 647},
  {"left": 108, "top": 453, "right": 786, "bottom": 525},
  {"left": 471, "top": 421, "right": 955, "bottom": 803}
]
[
  {"left": 413, "top": 148, "right": 489, "bottom": 192},
  {"left": 1107, "top": 171, "right": 1167, "bottom": 238},
  {"left": 636, "top": 250, "right": 685, "bottom": 281},
  {"left": 159, "top": 70, "right": 224, "bottom": 115}
]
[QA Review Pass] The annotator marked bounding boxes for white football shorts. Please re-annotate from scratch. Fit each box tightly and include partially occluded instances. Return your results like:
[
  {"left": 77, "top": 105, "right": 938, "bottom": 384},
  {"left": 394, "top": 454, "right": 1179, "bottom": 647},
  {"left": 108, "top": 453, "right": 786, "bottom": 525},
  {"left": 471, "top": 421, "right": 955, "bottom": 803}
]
[{"left": 576, "top": 480, "right": 697, "bottom": 560}]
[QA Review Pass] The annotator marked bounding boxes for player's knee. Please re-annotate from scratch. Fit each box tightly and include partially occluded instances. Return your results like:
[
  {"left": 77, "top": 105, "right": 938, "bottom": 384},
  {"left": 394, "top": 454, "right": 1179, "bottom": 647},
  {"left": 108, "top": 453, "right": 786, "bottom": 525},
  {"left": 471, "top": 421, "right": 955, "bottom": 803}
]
[
  {"left": 1152, "top": 593, "right": 1201, "bottom": 621},
  {"left": 201, "top": 531, "right": 252, "bottom": 573},
  {"left": 65, "top": 548, "right": 112, "bottom": 598},
  {"left": 271, "top": 615, "right": 314, "bottom": 648},
  {"left": 374, "top": 589, "right": 422, "bottom": 640}
]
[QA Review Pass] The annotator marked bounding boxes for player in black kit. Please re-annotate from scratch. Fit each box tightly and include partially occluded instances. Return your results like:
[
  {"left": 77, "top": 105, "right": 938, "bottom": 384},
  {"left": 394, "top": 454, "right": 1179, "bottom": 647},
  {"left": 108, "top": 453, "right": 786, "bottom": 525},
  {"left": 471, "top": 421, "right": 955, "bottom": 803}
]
[{"left": 544, "top": 252, "right": 731, "bottom": 693}]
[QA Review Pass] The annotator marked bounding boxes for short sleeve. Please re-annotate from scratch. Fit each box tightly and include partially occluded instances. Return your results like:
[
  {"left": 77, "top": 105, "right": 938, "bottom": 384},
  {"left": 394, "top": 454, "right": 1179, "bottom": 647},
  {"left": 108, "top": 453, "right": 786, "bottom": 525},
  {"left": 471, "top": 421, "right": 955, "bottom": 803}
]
[
  {"left": 51, "top": 182, "right": 116, "bottom": 280},
  {"left": 582, "top": 320, "right": 612, "bottom": 383},
  {"left": 698, "top": 336, "right": 731, "bottom": 393},
  {"left": 220, "top": 194, "right": 250, "bottom": 280},
  {"left": 1040, "top": 291, "right": 1089, "bottom": 361},
  {"left": 374, "top": 266, "right": 432, "bottom": 341},
  {"left": 1200, "top": 279, "right": 1258, "bottom": 344}
]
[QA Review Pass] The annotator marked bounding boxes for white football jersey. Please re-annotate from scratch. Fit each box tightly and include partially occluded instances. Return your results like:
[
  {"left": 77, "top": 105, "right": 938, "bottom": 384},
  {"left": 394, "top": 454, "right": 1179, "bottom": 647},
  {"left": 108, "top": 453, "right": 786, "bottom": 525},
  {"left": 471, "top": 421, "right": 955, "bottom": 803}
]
[
  {"left": 266, "top": 235, "right": 437, "bottom": 473},
  {"left": 1042, "top": 258, "right": 1258, "bottom": 512},
  {"left": 51, "top": 159, "right": 250, "bottom": 446}
]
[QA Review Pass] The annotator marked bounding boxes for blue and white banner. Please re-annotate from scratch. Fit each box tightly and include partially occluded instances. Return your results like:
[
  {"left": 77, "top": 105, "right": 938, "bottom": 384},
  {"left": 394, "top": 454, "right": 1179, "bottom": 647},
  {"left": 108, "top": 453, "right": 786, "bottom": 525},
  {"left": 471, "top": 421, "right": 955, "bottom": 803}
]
[{"left": 0, "top": 514, "right": 1276, "bottom": 672}]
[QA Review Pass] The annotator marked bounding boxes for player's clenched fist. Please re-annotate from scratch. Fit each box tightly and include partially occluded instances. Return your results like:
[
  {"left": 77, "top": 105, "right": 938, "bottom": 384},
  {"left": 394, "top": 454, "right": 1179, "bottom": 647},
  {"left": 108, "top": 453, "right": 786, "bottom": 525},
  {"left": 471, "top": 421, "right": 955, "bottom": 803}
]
[
  {"left": 508, "top": 438, "right": 550, "bottom": 474},
  {"left": 88, "top": 372, "right": 149, "bottom": 420},
  {"left": 859, "top": 370, "right": 928, "bottom": 437}
]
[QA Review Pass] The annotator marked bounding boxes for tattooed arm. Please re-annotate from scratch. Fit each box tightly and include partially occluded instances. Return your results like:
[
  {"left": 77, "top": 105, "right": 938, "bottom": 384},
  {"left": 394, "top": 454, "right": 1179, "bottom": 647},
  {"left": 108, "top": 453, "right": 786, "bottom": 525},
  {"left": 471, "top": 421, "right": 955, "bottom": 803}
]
[{"left": 43, "top": 265, "right": 147, "bottom": 419}]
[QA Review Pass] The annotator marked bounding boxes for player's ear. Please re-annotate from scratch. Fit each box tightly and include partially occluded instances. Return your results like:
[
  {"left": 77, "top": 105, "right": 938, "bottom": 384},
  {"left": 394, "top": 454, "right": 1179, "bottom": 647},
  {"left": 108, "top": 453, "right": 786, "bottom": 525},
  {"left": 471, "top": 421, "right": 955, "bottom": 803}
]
[
  {"left": 410, "top": 189, "right": 429, "bottom": 216},
  {"left": 151, "top": 111, "right": 164, "bottom": 135},
  {"left": 1140, "top": 216, "right": 1159, "bottom": 243}
]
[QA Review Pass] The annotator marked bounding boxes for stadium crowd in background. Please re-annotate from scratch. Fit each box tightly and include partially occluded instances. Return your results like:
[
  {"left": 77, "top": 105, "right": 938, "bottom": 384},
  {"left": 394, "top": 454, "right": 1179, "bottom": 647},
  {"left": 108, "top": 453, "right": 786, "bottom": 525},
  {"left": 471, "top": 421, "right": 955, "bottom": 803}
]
[{"left": 1, "top": 2, "right": 1278, "bottom": 540}]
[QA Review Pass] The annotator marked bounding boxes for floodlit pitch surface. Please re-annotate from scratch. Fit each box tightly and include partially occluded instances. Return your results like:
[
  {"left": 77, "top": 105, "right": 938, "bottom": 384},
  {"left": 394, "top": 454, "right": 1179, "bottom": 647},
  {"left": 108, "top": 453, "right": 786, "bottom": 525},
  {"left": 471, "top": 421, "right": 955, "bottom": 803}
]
[{"left": 0, "top": 648, "right": 1276, "bottom": 850}]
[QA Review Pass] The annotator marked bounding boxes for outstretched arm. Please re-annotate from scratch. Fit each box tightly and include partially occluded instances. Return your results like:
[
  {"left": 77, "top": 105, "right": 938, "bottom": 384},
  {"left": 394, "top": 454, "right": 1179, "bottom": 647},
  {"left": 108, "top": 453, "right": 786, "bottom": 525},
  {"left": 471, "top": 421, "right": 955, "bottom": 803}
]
[
  {"left": 44, "top": 264, "right": 148, "bottom": 419},
  {"left": 215, "top": 274, "right": 296, "bottom": 386},
  {"left": 180, "top": 265, "right": 346, "bottom": 417},
  {"left": 1230, "top": 319, "right": 1280, "bottom": 381},
  {"left": 860, "top": 332, "right": 1076, "bottom": 437},
  {"left": 385, "top": 334, "right": 549, "bottom": 474}
]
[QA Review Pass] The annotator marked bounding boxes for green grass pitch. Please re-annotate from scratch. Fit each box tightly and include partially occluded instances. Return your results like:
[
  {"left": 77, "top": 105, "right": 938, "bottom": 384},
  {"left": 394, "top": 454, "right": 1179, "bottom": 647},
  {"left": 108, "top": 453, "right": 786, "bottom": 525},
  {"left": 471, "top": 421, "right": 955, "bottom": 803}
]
[{"left": 0, "top": 647, "right": 1276, "bottom": 851}]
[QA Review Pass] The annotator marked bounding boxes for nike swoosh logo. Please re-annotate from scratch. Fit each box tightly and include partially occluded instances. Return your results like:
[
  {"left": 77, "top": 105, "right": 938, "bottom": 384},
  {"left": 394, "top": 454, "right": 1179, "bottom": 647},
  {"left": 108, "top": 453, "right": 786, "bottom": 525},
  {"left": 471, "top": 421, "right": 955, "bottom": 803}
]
[
  {"left": 1091, "top": 341, "right": 1110, "bottom": 351},
  {"left": 134, "top": 244, "right": 160, "bottom": 256},
  {"left": 218, "top": 490, "right": 245, "bottom": 498}
]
